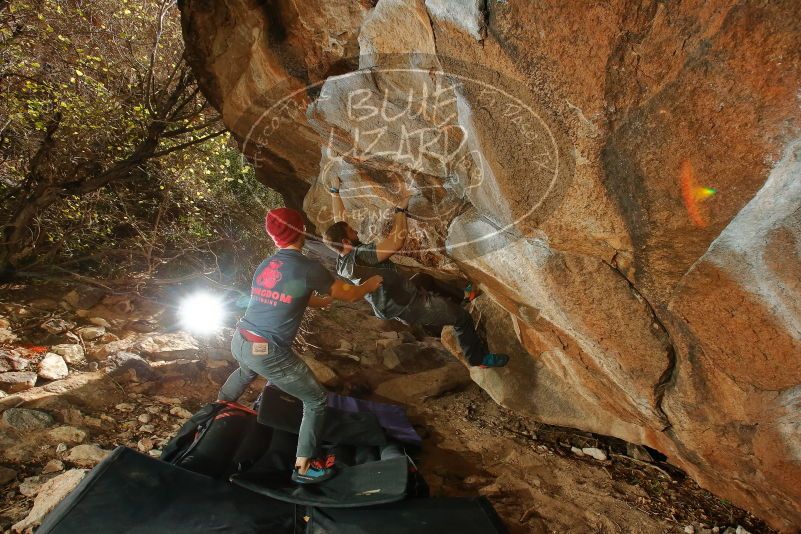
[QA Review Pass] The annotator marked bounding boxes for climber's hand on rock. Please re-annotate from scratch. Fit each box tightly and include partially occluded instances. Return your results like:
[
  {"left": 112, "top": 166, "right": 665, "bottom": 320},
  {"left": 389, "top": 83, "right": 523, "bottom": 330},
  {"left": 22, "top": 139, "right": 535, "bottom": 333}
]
[
  {"left": 329, "top": 174, "right": 341, "bottom": 191},
  {"left": 397, "top": 182, "right": 412, "bottom": 210},
  {"left": 363, "top": 275, "right": 383, "bottom": 292},
  {"left": 398, "top": 193, "right": 410, "bottom": 210},
  {"left": 317, "top": 295, "right": 333, "bottom": 309}
]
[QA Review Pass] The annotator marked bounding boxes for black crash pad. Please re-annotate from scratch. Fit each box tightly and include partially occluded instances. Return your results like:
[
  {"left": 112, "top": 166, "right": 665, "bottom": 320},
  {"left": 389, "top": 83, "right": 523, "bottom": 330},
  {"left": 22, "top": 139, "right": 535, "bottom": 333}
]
[
  {"left": 307, "top": 496, "right": 508, "bottom": 534},
  {"left": 161, "top": 401, "right": 273, "bottom": 478},
  {"left": 231, "top": 448, "right": 409, "bottom": 508},
  {"left": 38, "top": 447, "right": 297, "bottom": 534},
  {"left": 257, "top": 385, "right": 388, "bottom": 446},
  {"left": 162, "top": 401, "right": 414, "bottom": 508}
]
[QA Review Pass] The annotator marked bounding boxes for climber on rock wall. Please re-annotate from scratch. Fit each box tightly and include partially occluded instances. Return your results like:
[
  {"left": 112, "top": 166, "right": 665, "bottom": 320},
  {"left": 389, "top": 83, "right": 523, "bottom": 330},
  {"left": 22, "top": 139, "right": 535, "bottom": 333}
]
[
  {"left": 217, "top": 207, "right": 383, "bottom": 484},
  {"left": 323, "top": 177, "right": 509, "bottom": 369}
]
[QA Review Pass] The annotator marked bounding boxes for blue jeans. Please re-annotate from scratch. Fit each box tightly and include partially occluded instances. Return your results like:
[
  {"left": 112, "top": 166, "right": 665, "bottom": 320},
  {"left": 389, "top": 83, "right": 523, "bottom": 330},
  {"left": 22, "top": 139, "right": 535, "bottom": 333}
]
[{"left": 218, "top": 330, "right": 327, "bottom": 459}]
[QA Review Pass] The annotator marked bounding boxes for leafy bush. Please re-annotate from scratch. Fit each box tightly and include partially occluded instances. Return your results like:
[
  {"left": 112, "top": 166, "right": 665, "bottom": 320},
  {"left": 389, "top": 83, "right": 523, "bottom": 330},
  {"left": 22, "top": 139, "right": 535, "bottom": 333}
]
[{"left": 0, "top": 0, "right": 282, "bottom": 288}]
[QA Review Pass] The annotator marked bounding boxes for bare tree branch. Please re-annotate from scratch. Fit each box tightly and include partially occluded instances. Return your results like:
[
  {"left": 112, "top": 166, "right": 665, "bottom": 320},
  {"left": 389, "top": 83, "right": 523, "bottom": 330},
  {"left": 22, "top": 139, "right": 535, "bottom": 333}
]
[{"left": 145, "top": 0, "right": 177, "bottom": 113}]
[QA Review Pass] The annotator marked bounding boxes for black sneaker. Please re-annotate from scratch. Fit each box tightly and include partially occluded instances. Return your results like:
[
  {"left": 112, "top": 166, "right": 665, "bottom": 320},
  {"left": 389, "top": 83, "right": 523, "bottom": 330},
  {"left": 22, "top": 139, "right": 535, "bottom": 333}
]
[
  {"left": 478, "top": 353, "right": 509, "bottom": 368},
  {"left": 290, "top": 455, "right": 336, "bottom": 485}
]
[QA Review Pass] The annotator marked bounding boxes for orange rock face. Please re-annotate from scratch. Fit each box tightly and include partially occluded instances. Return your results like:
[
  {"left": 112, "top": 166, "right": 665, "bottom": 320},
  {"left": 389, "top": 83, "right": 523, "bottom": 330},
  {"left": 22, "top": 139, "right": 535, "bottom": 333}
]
[{"left": 179, "top": 0, "right": 801, "bottom": 530}]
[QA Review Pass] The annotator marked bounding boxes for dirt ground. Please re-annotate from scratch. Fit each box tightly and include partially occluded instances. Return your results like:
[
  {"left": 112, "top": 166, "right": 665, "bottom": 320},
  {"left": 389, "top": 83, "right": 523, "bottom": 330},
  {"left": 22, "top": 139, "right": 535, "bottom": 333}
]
[
  {"left": 410, "top": 386, "right": 773, "bottom": 534},
  {"left": 0, "top": 283, "right": 776, "bottom": 533}
]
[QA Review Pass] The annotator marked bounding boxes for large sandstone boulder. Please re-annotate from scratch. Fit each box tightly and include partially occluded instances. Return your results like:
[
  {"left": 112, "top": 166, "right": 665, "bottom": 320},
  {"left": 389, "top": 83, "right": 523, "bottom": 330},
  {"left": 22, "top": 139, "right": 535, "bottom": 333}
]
[{"left": 179, "top": 0, "right": 801, "bottom": 529}]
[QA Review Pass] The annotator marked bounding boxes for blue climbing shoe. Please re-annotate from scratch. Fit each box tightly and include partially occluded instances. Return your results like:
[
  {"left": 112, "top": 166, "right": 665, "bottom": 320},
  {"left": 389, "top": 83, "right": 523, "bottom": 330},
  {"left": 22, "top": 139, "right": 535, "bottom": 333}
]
[
  {"left": 478, "top": 353, "right": 509, "bottom": 368},
  {"left": 291, "top": 455, "right": 336, "bottom": 484},
  {"left": 463, "top": 282, "right": 482, "bottom": 303}
]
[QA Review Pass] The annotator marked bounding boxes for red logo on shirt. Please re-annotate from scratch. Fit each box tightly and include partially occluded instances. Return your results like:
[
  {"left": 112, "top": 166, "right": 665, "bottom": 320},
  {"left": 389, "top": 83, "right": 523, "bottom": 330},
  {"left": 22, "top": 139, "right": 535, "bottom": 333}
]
[{"left": 257, "top": 260, "right": 283, "bottom": 289}]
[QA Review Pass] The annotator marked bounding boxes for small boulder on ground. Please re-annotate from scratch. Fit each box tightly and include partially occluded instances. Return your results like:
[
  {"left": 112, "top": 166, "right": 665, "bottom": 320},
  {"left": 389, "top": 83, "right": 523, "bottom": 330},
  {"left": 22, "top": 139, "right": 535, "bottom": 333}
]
[
  {"left": 63, "top": 287, "right": 106, "bottom": 310},
  {"left": 28, "top": 299, "right": 59, "bottom": 311},
  {"left": 19, "top": 475, "right": 42, "bottom": 496},
  {"left": 374, "top": 363, "right": 471, "bottom": 402},
  {"left": 38, "top": 353, "right": 69, "bottom": 380},
  {"left": 0, "top": 371, "right": 37, "bottom": 393},
  {"left": 62, "top": 290, "right": 81, "bottom": 308},
  {"left": 375, "top": 337, "right": 402, "bottom": 352},
  {"left": 64, "top": 444, "right": 110, "bottom": 467},
  {"left": 114, "top": 403, "right": 135, "bottom": 413},
  {"left": 582, "top": 447, "right": 608, "bottom": 461},
  {"left": 76, "top": 325, "right": 105, "bottom": 340},
  {"left": 2, "top": 408, "right": 55, "bottom": 431},
  {"left": 103, "top": 294, "right": 134, "bottom": 314},
  {"left": 382, "top": 343, "right": 450, "bottom": 374},
  {"left": 1, "top": 350, "right": 30, "bottom": 371},
  {"left": 48, "top": 426, "right": 87, "bottom": 444},
  {"left": 169, "top": 406, "right": 193, "bottom": 419},
  {"left": 333, "top": 339, "right": 354, "bottom": 353},
  {"left": 128, "top": 319, "right": 158, "bottom": 333},
  {"left": 12, "top": 469, "right": 87, "bottom": 532},
  {"left": 93, "top": 332, "right": 198, "bottom": 360},
  {"left": 0, "top": 325, "right": 17, "bottom": 344},
  {"left": 300, "top": 352, "right": 341, "bottom": 388},
  {"left": 153, "top": 396, "right": 181, "bottom": 405},
  {"left": 626, "top": 443, "right": 654, "bottom": 462},
  {"left": 106, "top": 351, "right": 156, "bottom": 381},
  {"left": 50, "top": 344, "right": 85, "bottom": 365},
  {"left": 88, "top": 317, "right": 112, "bottom": 328},
  {"left": 0, "top": 465, "right": 17, "bottom": 485},
  {"left": 137, "top": 332, "right": 199, "bottom": 360},
  {"left": 399, "top": 331, "right": 417, "bottom": 343},
  {"left": 382, "top": 349, "right": 402, "bottom": 370},
  {"left": 41, "top": 459, "right": 65, "bottom": 474},
  {"left": 205, "top": 359, "right": 228, "bottom": 369},
  {"left": 99, "top": 332, "right": 120, "bottom": 343},
  {"left": 40, "top": 318, "right": 76, "bottom": 335},
  {"left": 91, "top": 337, "right": 137, "bottom": 359}
]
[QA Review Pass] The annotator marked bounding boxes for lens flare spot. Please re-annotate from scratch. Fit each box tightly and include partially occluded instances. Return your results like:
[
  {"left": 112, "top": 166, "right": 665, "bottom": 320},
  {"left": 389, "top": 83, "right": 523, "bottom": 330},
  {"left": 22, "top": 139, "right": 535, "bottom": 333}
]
[
  {"left": 696, "top": 187, "right": 717, "bottom": 200},
  {"left": 680, "top": 160, "right": 717, "bottom": 228}
]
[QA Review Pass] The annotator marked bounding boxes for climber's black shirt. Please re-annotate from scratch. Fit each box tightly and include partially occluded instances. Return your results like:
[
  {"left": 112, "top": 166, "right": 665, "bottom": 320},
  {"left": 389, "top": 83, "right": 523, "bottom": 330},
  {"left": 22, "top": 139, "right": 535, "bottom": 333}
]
[{"left": 336, "top": 243, "right": 418, "bottom": 320}]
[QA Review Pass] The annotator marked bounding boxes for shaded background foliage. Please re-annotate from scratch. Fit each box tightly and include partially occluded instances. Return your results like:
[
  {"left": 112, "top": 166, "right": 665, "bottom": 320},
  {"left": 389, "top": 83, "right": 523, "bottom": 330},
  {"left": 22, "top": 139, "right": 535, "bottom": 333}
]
[{"left": 0, "top": 0, "right": 281, "bottom": 289}]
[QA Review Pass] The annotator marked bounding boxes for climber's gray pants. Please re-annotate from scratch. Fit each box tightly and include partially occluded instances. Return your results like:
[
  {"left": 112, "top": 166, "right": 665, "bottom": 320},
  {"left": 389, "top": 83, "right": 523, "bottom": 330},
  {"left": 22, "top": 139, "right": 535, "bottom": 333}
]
[
  {"left": 397, "top": 290, "right": 488, "bottom": 366},
  {"left": 218, "top": 330, "right": 327, "bottom": 459}
]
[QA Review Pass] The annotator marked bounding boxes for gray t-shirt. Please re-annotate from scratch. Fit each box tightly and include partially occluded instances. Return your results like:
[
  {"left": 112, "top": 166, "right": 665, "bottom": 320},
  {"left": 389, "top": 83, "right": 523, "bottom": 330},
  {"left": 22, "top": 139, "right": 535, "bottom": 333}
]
[
  {"left": 240, "top": 249, "right": 334, "bottom": 348},
  {"left": 335, "top": 243, "right": 418, "bottom": 319}
]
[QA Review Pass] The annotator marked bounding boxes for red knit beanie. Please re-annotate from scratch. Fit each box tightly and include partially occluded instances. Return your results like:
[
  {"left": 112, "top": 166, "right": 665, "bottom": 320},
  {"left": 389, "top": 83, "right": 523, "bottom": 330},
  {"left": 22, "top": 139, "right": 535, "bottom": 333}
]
[{"left": 265, "top": 208, "right": 304, "bottom": 247}]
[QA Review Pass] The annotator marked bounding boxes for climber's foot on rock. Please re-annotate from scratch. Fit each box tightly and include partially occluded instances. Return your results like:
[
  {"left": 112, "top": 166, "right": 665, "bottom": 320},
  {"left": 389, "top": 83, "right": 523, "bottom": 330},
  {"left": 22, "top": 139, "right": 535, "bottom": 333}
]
[
  {"left": 477, "top": 353, "right": 509, "bottom": 369},
  {"left": 463, "top": 282, "right": 482, "bottom": 304}
]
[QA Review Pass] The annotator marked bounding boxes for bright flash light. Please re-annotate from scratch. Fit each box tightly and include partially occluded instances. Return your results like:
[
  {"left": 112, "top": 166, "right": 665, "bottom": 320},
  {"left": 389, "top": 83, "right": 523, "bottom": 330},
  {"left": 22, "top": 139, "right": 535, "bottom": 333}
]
[{"left": 179, "top": 292, "right": 225, "bottom": 335}]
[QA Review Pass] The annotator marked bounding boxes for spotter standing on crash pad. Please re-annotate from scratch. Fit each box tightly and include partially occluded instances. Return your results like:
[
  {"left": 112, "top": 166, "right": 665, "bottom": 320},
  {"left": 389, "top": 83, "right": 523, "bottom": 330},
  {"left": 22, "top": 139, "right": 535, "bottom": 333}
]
[
  {"left": 323, "top": 178, "right": 508, "bottom": 369},
  {"left": 218, "top": 207, "right": 383, "bottom": 484}
]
